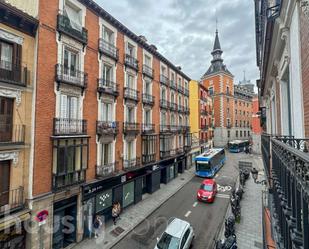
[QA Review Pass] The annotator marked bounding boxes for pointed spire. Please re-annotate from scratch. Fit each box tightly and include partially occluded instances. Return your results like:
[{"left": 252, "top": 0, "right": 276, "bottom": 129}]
[{"left": 213, "top": 29, "right": 221, "bottom": 51}]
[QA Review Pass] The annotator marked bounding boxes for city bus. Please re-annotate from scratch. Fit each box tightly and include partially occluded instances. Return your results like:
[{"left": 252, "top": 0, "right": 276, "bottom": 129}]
[
  {"left": 228, "top": 140, "right": 250, "bottom": 153},
  {"left": 194, "top": 148, "right": 226, "bottom": 178}
]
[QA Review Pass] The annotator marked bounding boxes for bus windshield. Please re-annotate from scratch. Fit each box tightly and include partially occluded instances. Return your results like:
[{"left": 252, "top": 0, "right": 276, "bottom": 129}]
[{"left": 196, "top": 162, "right": 211, "bottom": 171}]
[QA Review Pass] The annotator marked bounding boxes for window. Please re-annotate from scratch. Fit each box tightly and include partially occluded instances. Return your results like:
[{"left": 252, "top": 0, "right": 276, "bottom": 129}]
[
  {"left": 227, "top": 108, "right": 230, "bottom": 115},
  {"left": 180, "top": 229, "right": 190, "bottom": 249},
  {"left": 235, "top": 100, "right": 237, "bottom": 105},
  {"left": 64, "top": 2, "right": 82, "bottom": 31},
  {"left": 179, "top": 116, "right": 183, "bottom": 126},
  {"left": 161, "top": 112, "right": 166, "bottom": 125},
  {"left": 248, "top": 131, "right": 250, "bottom": 136},
  {"left": 240, "top": 131, "right": 242, "bottom": 137},
  {"left": 161, "top": 66, "right": 166, "bottom": 76},
  {"left": 127, "top": 43, "right": 135, "bottom": 57},
  {"left": 227, "top": 130, "right": 230, "bottom": 138},
  {"left": 100, "top": 102, "right": 113, "bottom": 121},
  {"left": 171, "top": 73, "right": 175, "bottom": 82},
  {"left": 171, "top": 92, "right": 175, "bottom": 104},
  {"left": 101, "top": 143, "right": 112, "bottom": 165},
  {"left": 126, "top": 107, "right": 135, "bottom": 123},
  {"left": 0, "top": 41, "right": 13, "bottom": 70},
  {"left": 185, "top": 98, "right": 188, "bottom": 108},
  {"left": 144, "top": 55, "right": 151, "bottom": 67},
  {"left": 235, "top": 120, "right": 238, "bottom": 127},
  {"left": 235, "top": 109, "right": 237, "bottom": 115},
  {"left": 161, "top": 88, "right": 167, "bottom": 100},
  {"left": 227, "top": 98, "right": 229, "bottom": 103},
  {"left": 171, "top": 114, "right": 175, "bottom": 125},
  {"left": 244, "top": 131, "right": 247, "bottom": 137},
  {"left": 63, "top": 47, "right": 79, "bottom": 76},
  {"left": 144, "top": 110, "right": 151, "bottom": 124},
  {"left": 102, "top": 25, "right": 114, "bottom": 44},
  {"left": 60, "top": 94, "right": 79, "bottom": 119},
  {"left": 0, "top": 97, "right": 13, "bottom": 142},
  {"left": 144, "top": 79, "right": 151, "bottom": 95},
  {"left": 178, "top": 95, "right": 182, "bottom": 106},
  {"left": 178, "top": 78, "right": 181, "bottom": 87},
  {"left": 226, "top": 86, "right": 229, "bottom": 94},
  {"left": 102, "top": 63, "right": 113, "bottom": 83},
  {"left": 126, "top": 141, "right": 134, "bottom": 160},
  {"left": 178, "top": 135, "right": 183, "bottom": 148},
  {"left": 236, "top": 130, "right": 238, "bottom": 137},
  {"left": 142, "top": 135, "right": 156, "bottom": 157},
  {"left": 208, "top": 87, "right": 213, "bottom": 95},
  {"left": 126, "top": 73, "right": 135, "bottom": 89}
]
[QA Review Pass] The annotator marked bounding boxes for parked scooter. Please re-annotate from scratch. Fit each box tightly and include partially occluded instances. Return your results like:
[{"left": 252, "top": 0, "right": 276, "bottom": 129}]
[
  {"left": 224, "top": 215, "right": 235, "bottom": 238},
  {"left": 215, "top": 235, "right": 238, "bottom": 249}
]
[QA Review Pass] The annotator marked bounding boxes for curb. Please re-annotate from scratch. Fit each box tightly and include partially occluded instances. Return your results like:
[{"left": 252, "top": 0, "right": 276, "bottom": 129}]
[{"left": 106, "top": 169, "right": 196, "bottom": 249}]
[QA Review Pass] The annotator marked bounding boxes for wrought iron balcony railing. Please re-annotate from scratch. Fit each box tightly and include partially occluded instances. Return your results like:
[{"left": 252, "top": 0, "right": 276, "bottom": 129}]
[
  {"left": 142, "top": 123, "right": 155, "bottom": 134},
  {"left": 142, "top": 93, "right": 155, "bottom": 106},
  {"left": 52, "top": 170, "right": 86, "bottom": 190},
  {"left": 57, "top": 14, "right": 88, "bottom": 45},
  {"left": 97, "top": 79, "right": 119, "bottom": 97},
  {"left": 200, "top": 139, "right": 208, "bottom": 145},
  {"left": 142, "top": 154, "right": 156, "bottom": 165},
  {"left": 53, "top": 118, "right": 87, "bottom": 136},
  {"left": 170, "top": 80, "right": 177, "bottom": 90},
  {"left": 98, "top": 39, "right": 119, "bottom": 61},
  {"left": 160, "top": 99, "right": 170, "bottom": 109},
  {"left": 96, "top": 162, "right": 118, "bottom": 178},
  {"left": 183, "top": 107, "right": 190, "bottom": 114},
  {"left": 55, "top": 64, "right": 88, "bottom": 90},
  {"left": 160, "top": 125, "right": 170, "bottom": 133},
  {"left": 178, "top": 85, "right": 184, "bottom": 94},
  {"left": 0, "top": 60, "right": 31, "bottom": 86},
  {"left": 201, "top": 124, "right": 208, "bottom": 131},
  {"left": 160, "top": 150, "right": 171, "bottom": 159},
  {"left": 123, "top": 157, "right": 141, "bottom": 170},
  {"left": 124, "top": 87, "right": 139, "bottom": 102},
  {"left": 201, "top": 110, "right": 208, "bottom": 116},
  {"left": 143, "top": 64, "right": 154, "bottom": 78},
  {"left": 170, "top": 125, "right": 179, "bottom": 133},
  {"left": 160, "top": 75, "right": 169, "bottom": 86},
  {"left": 124, "top": 54, "right": 139, "bottom": 71},
  {"left": 170, "top": 102, "right": 177, "bottom": 111},
  {"left": 0, "top": 124, "right": 25, "bottom": 146},
  {"left": 178, "top": 105, "right": 184, "bottom": 112},
  {"left": 0, "top": 187, "right": 24, "bottom": 214},
  {"left": 123, "top": 122, "right": 140, "bottom": 135},
  {"left": 96, "top": 121, "right": 119, "bottom": 136}
]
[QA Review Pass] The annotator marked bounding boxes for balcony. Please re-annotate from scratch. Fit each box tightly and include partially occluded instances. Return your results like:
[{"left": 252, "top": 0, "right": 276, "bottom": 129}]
[
  {"left": 178, "top": 85, "right": 184, "bottom": 94},
  {"left": 124, "top": 54, "right": 139, "bottom": 71},
  {"left": 201, "top": 124, "right": 208, "bottom": 131},
  {"left": 97, "top": 79, "right": 119, "bottom": 97},
  {"left": 123, "top": 157, "right": 141, "bottom": 170},
  {"left": 142, "top": 93, "right": 155, "bottom": 106},
  {"left": 52, "top": 170, "right": 86, "bottom": 190},
  {"left": 200, "top": 139, "right": 208, "bottom": 145},
  {"left": 170, "top": 102, "right": 177, "bottom": 111},
  {"left": 96, "top": 162, "right": 118, "bottom": 178},
  {"left": 170, "top": 125, "right": 179, "bottom": 133},
  {"left": 143, "top": 64, "right": 154, "bottom": 79},
  {"left": 0, "top": 187, "right": 24, "bottom": 215},
  {"left": 177, "top": 147, "right": 184, "bottom": 154},
  {"left": 123, "top": 122, "right": 140, "bottom": 135},
  {"left": 178, "top": 105, "right": 184, "bottom": 113},
  {"left": 170, "top": 80, "right": 177, "bottom": 90},
  {"left": 160, "top": 125, "right": 170, "bottom": 133},
  {"left": 182, "top": 126, "right": 190, "bottom": 133},
  {"left": 124, "top": 87, "right": 139, "bottom": 102},
  {"left": 0, "top": 124, "right": 25, "bottom": 147},
  {"left": 53, "top": 118, "right": 87, "bottom": 136},
  {"left": 0, "top": 61, "right": 31, "bottom": 86},
  {"left": 96, "top": 121, "right": 119, "bottom": 136},
  {"left": 262, "top": 135, "right": 309, "bottom": 249},
  {"left": 160, "top": 150, "right": 171, "bottom": 159},
  {"left": 98, "top": 38, "right": 119, "bottom": 61},
  {"left": 57, "top": 14, "right": 88, "bottom": 46},
  {"left": 160, "top": 75, "right": 169, "bottom": 86},
  {"left": 183, "top": 107, "right": 190, "bottom": 114},
  {"left": 184, "top": 88, "right": 189, "bottom": 97},
  {"left": 142, "top": 154, "right": 156, "bottom": 165},
  {"left": 201, "top": 110, "right": 208, "bottom": 116},
  {"left": 55, "top": 64, "right": 88, "bottom": 91},
  {"left": 142, "top": 123, "right": 155, "bottom": 134},
  {"left": 160, "top": 99, "right": 170, "bottom": 109}
]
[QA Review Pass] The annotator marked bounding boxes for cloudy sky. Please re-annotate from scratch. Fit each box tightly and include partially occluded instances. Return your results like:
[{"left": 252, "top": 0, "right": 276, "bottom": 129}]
[{"left": 95, "top": 0, "right": 259, "bottom": 84}]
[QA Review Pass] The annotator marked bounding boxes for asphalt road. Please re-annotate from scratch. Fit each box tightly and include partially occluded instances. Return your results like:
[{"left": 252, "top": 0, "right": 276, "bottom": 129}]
[{"left": 112, "top": 152, "right": 250, "bottom": 249}]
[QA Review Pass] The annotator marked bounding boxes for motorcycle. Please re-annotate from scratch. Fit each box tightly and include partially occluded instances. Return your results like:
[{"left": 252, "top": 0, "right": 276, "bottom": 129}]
[
  {"left": 215, "top": 235, "right": 238, "bottom": 249},
  {"left": 224, "top": 215, "right": 235, "bottom": 238}
]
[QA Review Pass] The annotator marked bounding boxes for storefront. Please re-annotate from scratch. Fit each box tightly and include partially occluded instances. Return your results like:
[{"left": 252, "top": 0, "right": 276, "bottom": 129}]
[
  {"left": 160, "top": 157, "right": 184, "bottom": 184},
  {"left": 0, "top": 224, "right": 26, "bottom": 249},
  {"left": 177, "top": 155, "right": 186, "bottom": 173},
  {"left": 52, "top": 196, "right": 78, "bottom": 249}
]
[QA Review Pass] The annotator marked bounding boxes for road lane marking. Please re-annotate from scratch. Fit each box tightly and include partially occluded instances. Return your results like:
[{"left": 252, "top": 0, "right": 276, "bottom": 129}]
[
  {"left": 193, "top": 202, "right": 198, "bottom": 207},
  {"left": 216, "top": 193, "right": 230, "bottom": 199},
  {"left": 185, "top": 211, "right": 192, "bottom": 217}
]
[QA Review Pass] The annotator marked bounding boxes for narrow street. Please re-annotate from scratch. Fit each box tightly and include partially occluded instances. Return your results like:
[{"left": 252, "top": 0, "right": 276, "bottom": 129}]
[{"left": 112, "top": 152, "right": 253, "bottom": 249}]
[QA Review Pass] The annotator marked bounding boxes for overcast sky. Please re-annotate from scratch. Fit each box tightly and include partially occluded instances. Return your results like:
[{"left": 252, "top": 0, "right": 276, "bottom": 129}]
[{"left": 95, "top": 0, "right": 259, "bottom": 84}]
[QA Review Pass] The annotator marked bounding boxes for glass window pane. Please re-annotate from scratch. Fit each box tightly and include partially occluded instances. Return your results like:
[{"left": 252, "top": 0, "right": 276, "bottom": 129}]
[{"left": 75, "top": 146, "right": 81, "bottom": 171}]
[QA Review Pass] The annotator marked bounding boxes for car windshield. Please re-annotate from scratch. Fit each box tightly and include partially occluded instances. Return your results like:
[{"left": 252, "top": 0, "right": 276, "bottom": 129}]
[
  {"left": 157, "top": 232, "right": 180, "bottom": 249},
  {"left": 196, "top": 162, "right": 210, "bottom": 171},
  {"left": 200, "top": 184, "right": 213, "bottom": 191}
]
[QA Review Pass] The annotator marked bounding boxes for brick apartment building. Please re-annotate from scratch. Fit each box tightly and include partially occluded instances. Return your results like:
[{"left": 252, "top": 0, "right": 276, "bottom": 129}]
[
  {"left": 255, "top": 0, "right": 309, "bottom": 248},
  {"left": 10, "top": 0, "right": 192, "bottom": 248},
  {"left": 189, "top": 80, "right": 213, "bottom": 156},
  {"left": 0, "top": 1, "right": 38, "bottom": 248},
  {"left": 201, "top": 30, "right": 254, "bottom": 147}
]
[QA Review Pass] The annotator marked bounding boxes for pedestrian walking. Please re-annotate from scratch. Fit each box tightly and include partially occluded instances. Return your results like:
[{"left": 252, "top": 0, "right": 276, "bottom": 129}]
[
  {"left": 112, "top": 203, "right": 118, "bottom": 225},
  {"left": 251, "top": 167, "right": 258, "bottom": 183},
  {"left": 93, "top": 215, "right": 102, "bottom": 238},
  {"left": 116, "top": 202, "right": 121, "bottom": 221}
]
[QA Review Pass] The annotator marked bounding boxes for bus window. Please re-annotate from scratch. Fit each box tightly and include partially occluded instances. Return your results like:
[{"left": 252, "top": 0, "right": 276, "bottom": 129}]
[{"left": 196, "top": 162, "right": 211, "bottom": 171}]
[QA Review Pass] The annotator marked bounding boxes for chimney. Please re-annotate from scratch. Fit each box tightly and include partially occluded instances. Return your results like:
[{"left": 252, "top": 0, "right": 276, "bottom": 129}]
[
  {"left": 139, "top": 35, "right": 147, "bottom": 43},
  {"left": 150, "top": 44, "right": 157, "bottom": 51},
  {"left": 176, "top": 66, "right": 182, "bottom": 71}
]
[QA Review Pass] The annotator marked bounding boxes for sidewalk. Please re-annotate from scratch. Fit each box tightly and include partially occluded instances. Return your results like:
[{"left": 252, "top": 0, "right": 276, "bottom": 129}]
[
  {"left": 73, "top": 167, "right": 195, "bottom": 249},
  {"left": 236, "top": 155, "right": 265, "bottom": 248}
]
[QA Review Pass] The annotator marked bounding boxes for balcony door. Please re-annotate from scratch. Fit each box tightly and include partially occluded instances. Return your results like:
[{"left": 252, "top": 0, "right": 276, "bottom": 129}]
[
  {"left": 63, "top": 48, "right": 79, "bottom": 80},
  {"left": 60, "top": 94, "right": 79, "bottom": 133},
  {"left": 102, "top": 63, "right": 113, "bottom": 86},
  {"left": 101, "top": 102, "right": 113, "bottom": 122},
  {"left": 126, "top": 107, "right": 135, "bottom": 123},
  {"left": 0, "top": 97, "right": 13, "bottom": 142},
  {"left": 101, "top": 143, "right": 112, "bottom": 166},
  {"left": 127, "top": 74, "right": 134, "bottom": 89},
  {"left": 102, "top": 26, "right": 114, "bottom": 44},
  {"left": 64, "top": 2, "right": 82, "bottom": 31},
  {"left": 0, "top": 160, "right": 10, "bottom": 207}
]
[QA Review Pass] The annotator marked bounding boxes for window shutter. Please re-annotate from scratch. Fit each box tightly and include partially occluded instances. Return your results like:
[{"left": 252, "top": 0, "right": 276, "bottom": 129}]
[
  {"left": 13, "top": 43, "right": 22, "bottom": 81},
  {"left": 70, "top": 97, "right": 78, "bottom": 119},
  {"left": 60, "top": 94, "right": 67, "bottom": 118}
]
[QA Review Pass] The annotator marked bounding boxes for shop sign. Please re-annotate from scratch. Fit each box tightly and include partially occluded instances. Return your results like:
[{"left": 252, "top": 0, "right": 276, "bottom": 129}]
[
  {"left": 121, "top": 175, "right": 126, "bottom": 183},
  {"left": 84, "top": 184, "right": 104, "bottom": 196},
  {"left": 96, "top": 189, "right": 113, "bottom": 213}
]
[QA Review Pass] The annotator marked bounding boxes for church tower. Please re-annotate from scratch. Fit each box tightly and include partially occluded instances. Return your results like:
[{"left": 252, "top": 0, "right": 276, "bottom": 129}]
[{"left": 201, "top": 30, "right": 235, "bottom": 147}]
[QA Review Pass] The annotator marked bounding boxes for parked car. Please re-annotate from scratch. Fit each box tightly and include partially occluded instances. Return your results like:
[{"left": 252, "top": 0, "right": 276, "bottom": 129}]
[
  {"left": 154, "top": 218, "right": 194, "bottom": 249},
  {"left": 197, "top": 179, "right": 217, "bottom": 203}
]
